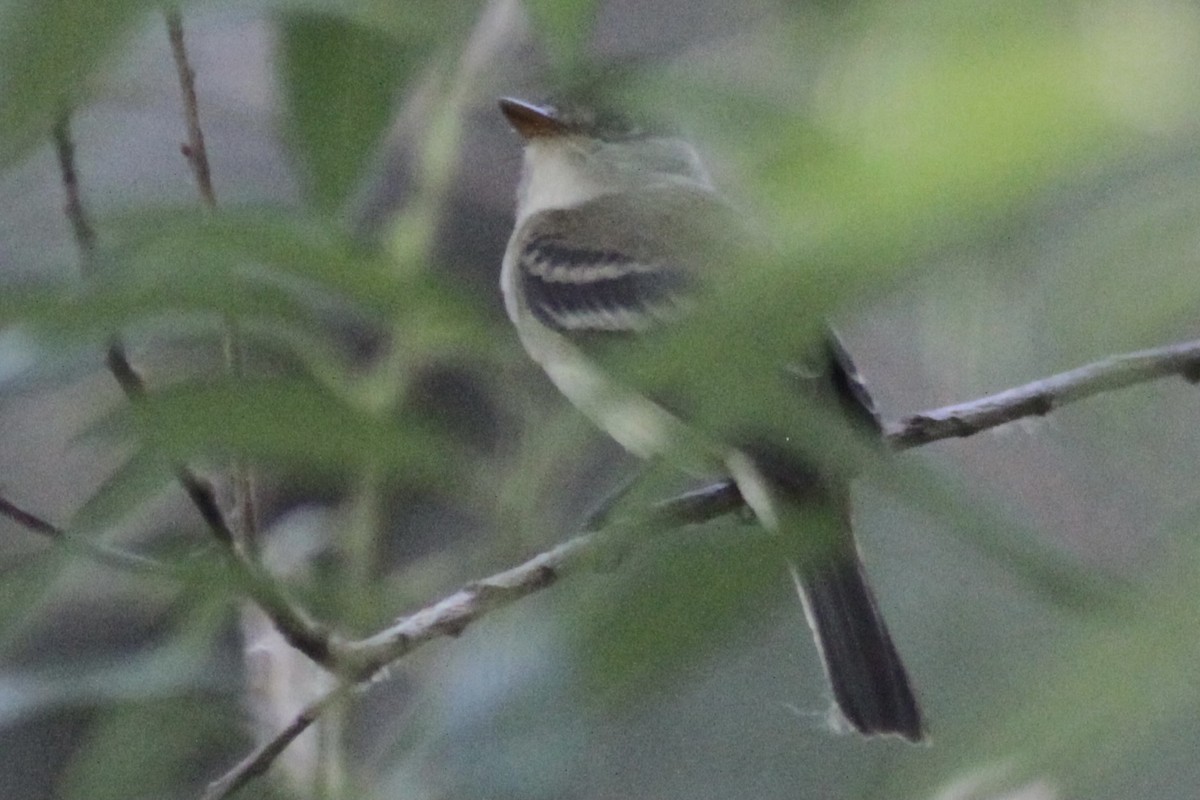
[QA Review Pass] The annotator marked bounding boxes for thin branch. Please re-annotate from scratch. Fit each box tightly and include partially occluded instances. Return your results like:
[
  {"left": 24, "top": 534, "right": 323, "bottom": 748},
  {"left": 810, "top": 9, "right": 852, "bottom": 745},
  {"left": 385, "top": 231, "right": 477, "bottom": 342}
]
[
  {"left": 200, "top": 682, "right": 354, "bottom": 800},
  {"left": 195, "top": 484, "right": 744, "bottom": 799},
  {"left": 0, "top": 494, "right": 170, "bottom": 575},
  {"left": 336, "top": 482, "right": 746, "bottom": 679},
  {"left": 0, "top": 493, "right": 61, "bottom": 538},
  {"left": 164, "top": 10, "right": 260, "bottom": 556},
  {"left": 52, "top": 111, "right": 331, "bottom": 667},
  {"left": 51, "top": 117, "right": 98, "bottom": 263},
  {"left": 886, "top": 338, "right": 1200, "bottom": 449},
  {"left": 0, "top": 477, "right": 330, "bottom": 658},
  {"left": 165, "top": 9, "right": 216, "bottom": 208}
]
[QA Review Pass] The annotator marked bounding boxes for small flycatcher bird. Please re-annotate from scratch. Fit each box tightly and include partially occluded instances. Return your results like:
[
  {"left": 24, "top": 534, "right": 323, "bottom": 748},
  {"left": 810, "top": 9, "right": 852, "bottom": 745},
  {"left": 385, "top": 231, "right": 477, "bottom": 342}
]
[{"left": 498, "top": 97, "right": 924, "bottom": 741}]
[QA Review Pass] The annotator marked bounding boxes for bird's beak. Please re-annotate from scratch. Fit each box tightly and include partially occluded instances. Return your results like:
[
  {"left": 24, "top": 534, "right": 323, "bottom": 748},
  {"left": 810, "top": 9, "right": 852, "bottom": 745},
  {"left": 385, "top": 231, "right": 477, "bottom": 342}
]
[{"left": 499, "top": 97, "right": 571, "bottom": 140}]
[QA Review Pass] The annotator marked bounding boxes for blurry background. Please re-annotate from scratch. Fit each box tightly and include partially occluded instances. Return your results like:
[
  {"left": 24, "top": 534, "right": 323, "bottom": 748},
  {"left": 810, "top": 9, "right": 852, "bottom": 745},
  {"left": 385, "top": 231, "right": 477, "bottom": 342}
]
[{"left": 1, "top": 0, "right": 1200, "bottom": 798}]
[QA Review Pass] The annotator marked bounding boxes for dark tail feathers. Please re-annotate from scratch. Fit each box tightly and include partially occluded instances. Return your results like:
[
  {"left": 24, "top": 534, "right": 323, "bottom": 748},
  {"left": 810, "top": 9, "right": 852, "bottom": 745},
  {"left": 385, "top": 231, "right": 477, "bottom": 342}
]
[{"left": 793, "top": 552, "right": 924, "bottom": 742}]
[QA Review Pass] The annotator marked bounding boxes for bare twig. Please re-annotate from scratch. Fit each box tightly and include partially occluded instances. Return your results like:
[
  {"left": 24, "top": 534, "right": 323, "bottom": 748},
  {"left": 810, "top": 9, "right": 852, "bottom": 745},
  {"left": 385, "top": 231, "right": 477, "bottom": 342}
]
[
  {"left": 0, "top": 493, "right": 61, "bottom": 539},
  {"left": 164, "top": 9, "right": 260, "bottom": 556},
  {"left": 0, "top": 494, "right": 170, "bottom": 574},
  {"left": 165, "top": 10, "right": 216, "bottom": 208},
  {"left": 337, "top": 482, "right": 744, "bottom": 677},
  {"left": 51, "top": 117, "right": 98, "bottom": 261},
  {"left": 887, "top": 339, "right": 1200, "bottom": 449},
  {"left": 200, "top": 682, "right": 354, "bottom": 800},
  {"left": 197, "top": 485, "right": 740, "bottom": 798},
  {"left": 51, "top": 111, "right": 332, "bottom": 668}
]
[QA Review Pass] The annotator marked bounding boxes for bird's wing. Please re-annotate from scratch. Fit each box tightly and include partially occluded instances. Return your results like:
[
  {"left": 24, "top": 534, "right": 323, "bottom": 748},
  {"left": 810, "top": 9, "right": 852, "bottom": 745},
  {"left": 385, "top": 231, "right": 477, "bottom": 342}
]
[
  {"left": 826, "top": 331, "right": 884, "bottom": 435},
  {"left": 510, "top": 185, "right": 736, "bottom": 336}
]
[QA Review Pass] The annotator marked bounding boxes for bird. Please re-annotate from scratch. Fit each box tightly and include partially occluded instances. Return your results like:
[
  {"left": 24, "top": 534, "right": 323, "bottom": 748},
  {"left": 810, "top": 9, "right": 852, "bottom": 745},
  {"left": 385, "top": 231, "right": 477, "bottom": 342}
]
[{"left": 498, "top": 96, "right": 924, "bottom": 742}]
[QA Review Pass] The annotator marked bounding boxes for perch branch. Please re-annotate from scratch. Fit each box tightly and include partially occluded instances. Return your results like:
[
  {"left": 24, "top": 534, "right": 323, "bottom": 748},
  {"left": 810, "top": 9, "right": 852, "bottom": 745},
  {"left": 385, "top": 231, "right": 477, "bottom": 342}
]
[
  {"left": 887, "top": 338, "right": 1200, "bottom": 449},
  {"left": 229, "top": 337, "right": 1200, "bottom": 784},
  {"left": 336, "top": 482, "right": 744, "bottom": 677},
  {"left": 340, "top": 338, "right": 1200, "bottom": 677}
]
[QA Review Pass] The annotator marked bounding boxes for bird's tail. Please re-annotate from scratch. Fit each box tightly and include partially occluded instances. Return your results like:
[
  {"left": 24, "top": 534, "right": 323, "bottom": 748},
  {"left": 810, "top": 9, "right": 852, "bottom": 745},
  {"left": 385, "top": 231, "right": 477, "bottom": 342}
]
[
  {"left": 727, "top": 450, "right": 925, "bottom": 742},
  {"left": 789, "top": 537, "right": 924, "bottom": 741}
]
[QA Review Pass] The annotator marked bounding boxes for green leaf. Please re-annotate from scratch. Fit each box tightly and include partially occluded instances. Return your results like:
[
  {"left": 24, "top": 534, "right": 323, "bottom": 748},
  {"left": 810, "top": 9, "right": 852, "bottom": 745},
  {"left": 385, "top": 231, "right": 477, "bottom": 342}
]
[
  {"left": 94, "top": 376, "right": 461, "bottom": 482},
  {"left": 575, "top": 521, "right": 782, "bottom": 705},
  {"left": 0, "top": 0, "right": 157, "bottom": 168},
  {"left": 0, "top": 639, "right": 216, "bottom": 728},
  {"left": 102, "top": 206, "right": 408, "bottom": 315},
  {"left": 60, "top": 695, "right": 231, "bottom": 800},
  {"left": 71, "top": 447, "right": 175, "bottom": 535},
  {"left": 96, "top": 206, "right": 489, "bottom": 356},
  {"left": 268, "top": 0, "right": 478, "bottom": 45},
  {"left": 0, "top": 548, "right": 75, "bottom": 654},
  {"left": 277, "top": 12, "right": 412, "bottom": 212},
  {"left": 0, "top": 206, "right": 493, "bottom": 391}
]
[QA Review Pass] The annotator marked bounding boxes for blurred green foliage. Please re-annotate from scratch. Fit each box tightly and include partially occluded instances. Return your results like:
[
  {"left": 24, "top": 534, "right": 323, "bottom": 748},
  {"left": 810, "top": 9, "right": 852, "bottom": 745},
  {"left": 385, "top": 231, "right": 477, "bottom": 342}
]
[
  {"left": 0, "top": 0, "right": 1199, "bottom": 799},
  {"left": 278, "top": 13, "right": 416, "bottom": 212},
  {"left": 0, "top": 0, "right": 159, "bottom": 168}
]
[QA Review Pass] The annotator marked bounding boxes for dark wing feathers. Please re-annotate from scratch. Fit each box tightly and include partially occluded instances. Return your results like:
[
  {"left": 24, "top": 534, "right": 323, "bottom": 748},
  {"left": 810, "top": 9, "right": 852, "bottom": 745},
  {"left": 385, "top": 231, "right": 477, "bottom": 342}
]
[
  {"left": 826, "top": 332, "right": 883, "bottom": 434},
  {"left": 520, "top": 232, "right": 694, "bottom": 333},
  {"left": 514, "top": 187, "right": 733, "bottom": 335}
]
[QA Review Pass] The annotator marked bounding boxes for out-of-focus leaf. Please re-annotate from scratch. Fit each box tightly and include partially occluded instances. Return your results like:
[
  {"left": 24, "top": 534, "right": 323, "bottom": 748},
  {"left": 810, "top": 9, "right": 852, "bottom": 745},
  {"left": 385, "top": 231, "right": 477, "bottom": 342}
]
[
  {"left": 630, "top": 6, "right": 1135, "bottom": 307},
  {"left": 107, "top": 207, "right": 490, "bottom": 349},
  {"left": 602, "top": 287, "right": 1121, "bottom": 612},
  {"left": 0, "top": 639, "right": 218, "bottom": 728},
  {"left": 574, "top": 520, "right": 784, "bottom": 705},
  {"left": 268, "top": 0, "right": 479, "bottom": 47},
  {"left": 277, "top": 12, "right": 412, "bottom": 212},
  {"left": 0, "top": 208, "right": 487, "bottom": 371},
  {"left": 70, "top": 447, "right": 174, "bottom": 535},
  {"left": 0, "top": 549, "right": 73, "bottom": 654},
  {"left": 776, "top": 50, "right": 1112, "bottom": 273},
  {"left": 16, "top": 269, "right": 321, "bottom": 342},
  {"left": 91, "top": 377, "right": 461, "bottom": 482},
  {"left": 0, "top": 0, "right": 158, "bottom": 167},
  {"left": 103, "top": 206, "right": 407, "bottom": 314},
  {"left": 60, "top": 695, "right": 232, "bottom": 800},
  {"left": 525, "top": 0, "right": 598, "bottom": 67},
  {"left": 19, "top": 630, "right": 230, "bottom": 800}
]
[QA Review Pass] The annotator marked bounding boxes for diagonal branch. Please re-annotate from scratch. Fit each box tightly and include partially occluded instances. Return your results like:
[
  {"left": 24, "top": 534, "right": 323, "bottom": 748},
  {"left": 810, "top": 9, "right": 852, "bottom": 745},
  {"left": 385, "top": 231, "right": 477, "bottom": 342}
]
[
  {"left": 200, "top": 681, "right": 354, "bottom": 800},
  {"left": 51, "top": 111, "right": 334, "bottom": 669},
  {"left": 886, "top": 338, "right": 1200, "bottom": 449},
  {"left": 0, "top": 494, "right": 168, "bottom": 574},
  {"left": 196, "top": 484, "right": 742, "bottom": 798},
  {"left": 336, "top": 482, "right": 744, "bottom": 678}
]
